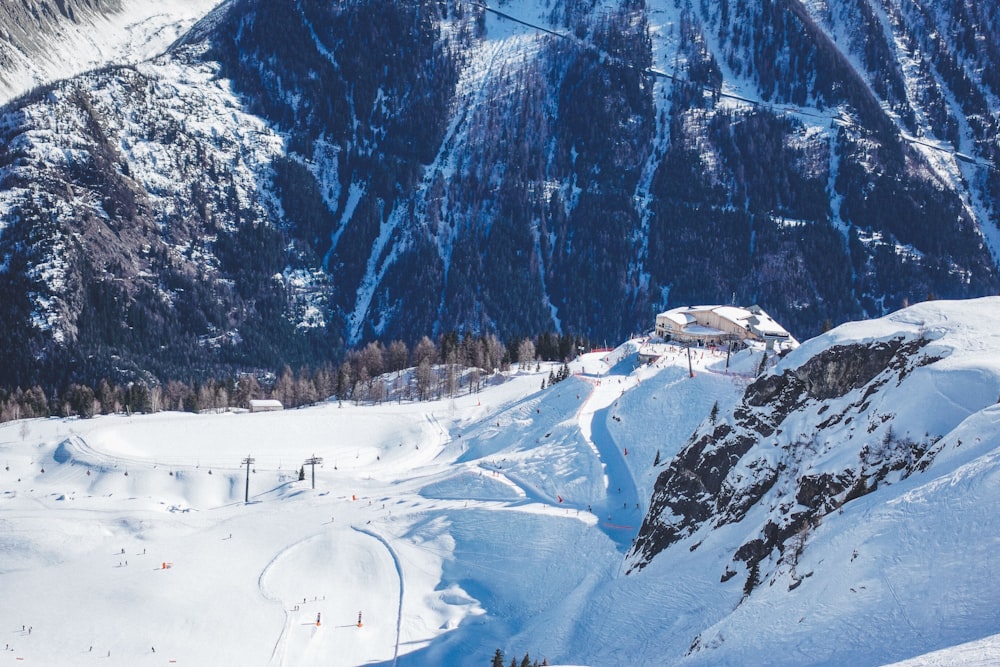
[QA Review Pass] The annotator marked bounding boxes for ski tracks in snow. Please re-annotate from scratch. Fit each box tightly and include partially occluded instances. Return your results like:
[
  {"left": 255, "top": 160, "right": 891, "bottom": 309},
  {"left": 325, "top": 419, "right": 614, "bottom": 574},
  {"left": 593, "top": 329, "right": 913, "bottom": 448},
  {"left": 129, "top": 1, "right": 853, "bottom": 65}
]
[
  {"left": 575, "top": 369, "right": 643, "bottom": 550},
  {"left": 352, "top": 525, "right": 404, "bottom": 667},
  {"left": 258, "top": 533, "right": 328, "bottom": 667}
]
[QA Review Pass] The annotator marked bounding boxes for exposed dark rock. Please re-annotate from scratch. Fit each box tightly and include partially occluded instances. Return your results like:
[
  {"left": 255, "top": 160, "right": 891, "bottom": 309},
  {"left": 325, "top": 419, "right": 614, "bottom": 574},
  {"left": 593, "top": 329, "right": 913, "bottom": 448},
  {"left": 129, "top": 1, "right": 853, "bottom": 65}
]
[{"left": 627, "top": 333, "right": 943, "bottom": 582}]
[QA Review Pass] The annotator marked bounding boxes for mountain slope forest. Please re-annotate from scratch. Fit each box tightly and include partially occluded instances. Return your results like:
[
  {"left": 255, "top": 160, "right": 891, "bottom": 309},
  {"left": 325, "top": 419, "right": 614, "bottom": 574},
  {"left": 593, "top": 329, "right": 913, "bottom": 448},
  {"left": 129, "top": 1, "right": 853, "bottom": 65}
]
[{"left": 0, "top": 0, "right": 998, "bottom": 390}]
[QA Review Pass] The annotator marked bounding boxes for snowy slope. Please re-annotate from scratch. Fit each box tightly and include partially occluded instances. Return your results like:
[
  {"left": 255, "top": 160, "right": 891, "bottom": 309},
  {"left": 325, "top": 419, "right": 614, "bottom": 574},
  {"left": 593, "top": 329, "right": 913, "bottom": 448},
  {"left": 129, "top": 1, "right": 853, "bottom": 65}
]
[
  {"left": 1, "top": 299, "right": 1000, "bottom": 665},
  {"left": 0, "top": 0, "right": 223, "bottom": 106}
]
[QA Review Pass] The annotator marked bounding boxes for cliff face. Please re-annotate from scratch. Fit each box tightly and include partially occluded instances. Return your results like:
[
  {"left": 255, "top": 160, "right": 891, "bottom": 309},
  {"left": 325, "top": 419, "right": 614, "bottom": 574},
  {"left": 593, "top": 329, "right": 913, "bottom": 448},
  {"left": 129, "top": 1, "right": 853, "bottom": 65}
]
[{"left": 627, "top": 299, "right": 1000, "bottom": 597}]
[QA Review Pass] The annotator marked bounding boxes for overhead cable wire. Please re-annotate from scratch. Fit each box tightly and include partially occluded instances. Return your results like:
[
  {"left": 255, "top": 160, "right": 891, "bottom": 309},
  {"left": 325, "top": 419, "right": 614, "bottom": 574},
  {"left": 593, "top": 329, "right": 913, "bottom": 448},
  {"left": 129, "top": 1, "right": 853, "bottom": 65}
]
[{"left": 467, "top": 0, "right": 998, "bottom": 172}]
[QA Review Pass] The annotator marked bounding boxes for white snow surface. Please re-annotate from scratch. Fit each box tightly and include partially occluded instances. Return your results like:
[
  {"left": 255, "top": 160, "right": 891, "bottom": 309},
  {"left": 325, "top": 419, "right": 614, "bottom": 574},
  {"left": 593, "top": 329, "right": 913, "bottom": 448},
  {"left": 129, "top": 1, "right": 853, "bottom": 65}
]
[
  {"left": 0, "top": 0, "right": 223, "bottom": 107},
  {"left": 2, "top": 299, "right": 1000, "bottom": 665}
]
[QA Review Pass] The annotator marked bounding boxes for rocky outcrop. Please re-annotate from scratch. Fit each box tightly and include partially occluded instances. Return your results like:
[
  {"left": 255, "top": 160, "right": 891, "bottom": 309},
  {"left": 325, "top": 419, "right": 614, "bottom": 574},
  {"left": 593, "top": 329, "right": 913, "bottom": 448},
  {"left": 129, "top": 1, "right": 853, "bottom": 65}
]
[{"left": 627, "top": 335, "right": 944, "bottom": 591}]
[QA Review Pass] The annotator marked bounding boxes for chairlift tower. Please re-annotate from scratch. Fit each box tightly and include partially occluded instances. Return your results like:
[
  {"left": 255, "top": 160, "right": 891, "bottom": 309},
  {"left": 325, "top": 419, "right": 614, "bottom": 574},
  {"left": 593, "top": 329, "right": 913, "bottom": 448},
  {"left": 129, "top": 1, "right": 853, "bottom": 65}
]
[
  {"left": 721, "top": 333, "right": 741, "bottom": 372},
  {"left": 242, "top": 455, "right": 255, "bottom": 503},
  {"left": 680, "top": 340, "right": 694, "bottom": 378},
  {"left": 304, "top": 455, "right": 323, "bottom": 490}
]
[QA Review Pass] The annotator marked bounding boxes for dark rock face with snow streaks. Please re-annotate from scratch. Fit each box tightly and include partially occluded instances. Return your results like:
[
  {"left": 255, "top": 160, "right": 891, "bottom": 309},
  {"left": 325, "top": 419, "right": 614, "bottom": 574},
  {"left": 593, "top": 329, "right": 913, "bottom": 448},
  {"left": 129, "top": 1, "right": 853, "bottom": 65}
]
[{"left": 628, "top": 334, "right": 946, "bottom": 588}]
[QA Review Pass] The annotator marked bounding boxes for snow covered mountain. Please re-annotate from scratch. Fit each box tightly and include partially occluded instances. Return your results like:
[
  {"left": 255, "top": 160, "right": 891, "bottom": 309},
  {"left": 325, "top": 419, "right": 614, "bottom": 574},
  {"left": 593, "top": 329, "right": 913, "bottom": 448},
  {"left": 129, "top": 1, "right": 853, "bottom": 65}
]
[
  {"left": 629, "top": 296, "right": 1000, "bottom": 665},
  {"left": 0, "top": 0, "right": 222, "bottom": 105},
  {"left": 1, "top": 297, "right": 999, "bottom": 666},
  {"left": 0, "top": 0, "right": 998, "bottom": 389}
]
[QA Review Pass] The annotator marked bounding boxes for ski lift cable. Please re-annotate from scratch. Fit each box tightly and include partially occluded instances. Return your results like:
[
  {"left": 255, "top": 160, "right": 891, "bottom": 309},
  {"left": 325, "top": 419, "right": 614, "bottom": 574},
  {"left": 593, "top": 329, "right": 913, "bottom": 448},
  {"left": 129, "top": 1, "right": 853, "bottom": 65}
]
[{"left": 467, "top": 0, "right": 998, "bottom": 172}]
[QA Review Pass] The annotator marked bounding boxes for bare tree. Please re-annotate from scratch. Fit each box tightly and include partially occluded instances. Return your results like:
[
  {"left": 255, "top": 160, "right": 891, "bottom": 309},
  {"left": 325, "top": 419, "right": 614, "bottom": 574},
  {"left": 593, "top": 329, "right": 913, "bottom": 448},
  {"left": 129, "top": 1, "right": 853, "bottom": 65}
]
[
  {"left": 416, "top": 358, "right": 434, "bottom": 401},
  {"left": 233, "top": 375, "right": 260, "bottom": 409},
  {"left": 149, "top": 385, "right": 163, "bottom": 413},
  {"left": 312, "top": 365, "right": 333, "bottom": 400},
  {"left": 360, "top": 341, "right": 385, "bottom": 379},
  {"left": 445, "top": 361, "right": 459, "bottom": 397},
  {"left": 164, "top": 380, "right": 189, "bottom": 412},
  {"left": 412, "top": 336, "right": 438, "bottom": 368},
  {"left": 336, "top": 362, "right": 352, "bottom": 402},
  {"left": 274, "top": 366, "right": 295, "bottom": 407},
  {"left": 354, "top": 366, "right": 371, "bottom": 405},
  {"left": 387, "top": 340, "right": 409, "bottom": 375},
  {"left": 213, "top": 384, "right": 228, "bottom": 413},
  {"left": 517, "top": 338, "right": 536, "bottom": 369},
  {"left": 198, "top": 381, "right": 217, "bottom": 414},
  {"left": 483, "top": 334, "right": 506, "bottom": 372},
  {"left": 295, "top": 368, "right": 318, "bottom": 406},
  {"left": 370, "top": 378, "right": 387, "bottom": 404}
]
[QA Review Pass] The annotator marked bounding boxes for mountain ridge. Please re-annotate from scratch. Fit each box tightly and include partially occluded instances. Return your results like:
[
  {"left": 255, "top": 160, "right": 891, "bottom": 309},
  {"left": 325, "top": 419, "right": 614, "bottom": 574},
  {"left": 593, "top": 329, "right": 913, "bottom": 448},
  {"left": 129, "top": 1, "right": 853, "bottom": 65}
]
[{"left": 0, "top": 0, "right": 998, "bottom": 388}]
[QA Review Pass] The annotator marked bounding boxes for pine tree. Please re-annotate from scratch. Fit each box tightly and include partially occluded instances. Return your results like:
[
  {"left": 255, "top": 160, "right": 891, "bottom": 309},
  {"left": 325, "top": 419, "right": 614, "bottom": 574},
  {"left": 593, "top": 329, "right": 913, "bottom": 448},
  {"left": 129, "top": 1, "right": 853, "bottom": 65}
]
[
  {"left": 491, "top": 648, "right": 504, "bottom": 667},
  {"left": 520, "top": 653, "right": 532, "bottom": 667},
  {"left": 709, "top": 401, "right": 719, "bottom": 424}
]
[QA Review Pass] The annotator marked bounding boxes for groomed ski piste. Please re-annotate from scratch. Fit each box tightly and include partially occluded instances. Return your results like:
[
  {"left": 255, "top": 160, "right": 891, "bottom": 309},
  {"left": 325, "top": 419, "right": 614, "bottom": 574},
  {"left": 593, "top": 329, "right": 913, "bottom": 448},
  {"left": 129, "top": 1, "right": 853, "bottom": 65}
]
[
  {"left": 3, "top": 299, "right": 1000, "bottom": 666},
  {"left": 0, "top": 339, "right": 744, "bottom": 666}
]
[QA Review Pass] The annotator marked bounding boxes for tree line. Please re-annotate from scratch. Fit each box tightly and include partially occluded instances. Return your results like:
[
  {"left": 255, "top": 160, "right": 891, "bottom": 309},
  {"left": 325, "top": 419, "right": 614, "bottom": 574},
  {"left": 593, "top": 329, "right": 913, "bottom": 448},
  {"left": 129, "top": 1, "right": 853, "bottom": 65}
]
[
  {"left": 0, "top": 332, "right": 590, "bottom": 424},
  {"left": 490, "top": 648, "right": 548, "bottom": 667}
]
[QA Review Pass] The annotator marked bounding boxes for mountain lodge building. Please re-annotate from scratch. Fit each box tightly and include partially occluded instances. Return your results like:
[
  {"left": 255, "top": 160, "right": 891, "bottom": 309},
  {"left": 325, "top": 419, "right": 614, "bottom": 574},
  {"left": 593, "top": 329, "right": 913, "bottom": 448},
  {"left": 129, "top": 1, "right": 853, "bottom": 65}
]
[{"left": 654, "top": 305, "right": 793, "bottom": 350}]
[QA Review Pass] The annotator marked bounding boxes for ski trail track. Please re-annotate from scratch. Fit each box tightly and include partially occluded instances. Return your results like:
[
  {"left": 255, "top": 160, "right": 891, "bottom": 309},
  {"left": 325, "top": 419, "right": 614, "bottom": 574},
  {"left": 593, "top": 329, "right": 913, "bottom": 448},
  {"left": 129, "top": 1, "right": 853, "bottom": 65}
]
[
  {"left": 353, "top": 525, "right": 404, "bottom": 667},
  {"left": 258, "top": 525, "right": 402, "bottom": 667},
  {"left": 588, "top": 404, "right": 641, "bottom": 549},
  {"left": 258, "top": 537, "right": 302, "bottom": 667},
  {"left": 575, "top": 358, "right": 644, "bottom": 551}
]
